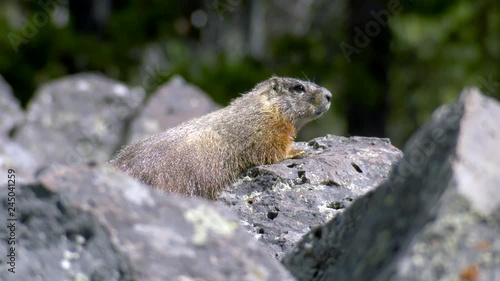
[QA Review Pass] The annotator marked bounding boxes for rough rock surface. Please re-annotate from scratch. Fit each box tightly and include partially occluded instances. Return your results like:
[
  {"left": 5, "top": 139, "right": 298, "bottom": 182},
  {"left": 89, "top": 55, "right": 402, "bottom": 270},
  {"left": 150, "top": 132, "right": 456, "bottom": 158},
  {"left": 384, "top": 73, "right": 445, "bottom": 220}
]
[
  {"left": 0, "top": 164, "right": 297, "bottom": 281},
  {"left": 0, "top": 77, "right": 37, "bottom": 182},
  {"left": 0, "top": 137, "right": 39, "bottom": 182},
  {"left": 0, "top": 76, "right": 23, "bottom": 137},
  {"left": 283, "top": 88, "right": 500, "bottom": 281},
  {"left": 14, "top": 73, "right": 145, "bottom": 167},
  {"left": 0, "top": 182, "right": 135, "bottom": 281},
  {"left": 127, "top": 75, "right": 220, "bottom": 144},
  {"left": 219, "top": 135, "right": 402, "bottom": 259}
]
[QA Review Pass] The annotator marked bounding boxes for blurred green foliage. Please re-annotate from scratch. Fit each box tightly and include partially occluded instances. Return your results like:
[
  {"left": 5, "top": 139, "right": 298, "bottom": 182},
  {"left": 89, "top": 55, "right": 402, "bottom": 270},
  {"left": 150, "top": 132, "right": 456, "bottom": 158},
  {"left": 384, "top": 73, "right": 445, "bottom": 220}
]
[
  {"left": 0, "top": 0, "right": 498, "bottom": 146},
  {"left": 389, "top": 0, "right": 499, "bottom": 144}
]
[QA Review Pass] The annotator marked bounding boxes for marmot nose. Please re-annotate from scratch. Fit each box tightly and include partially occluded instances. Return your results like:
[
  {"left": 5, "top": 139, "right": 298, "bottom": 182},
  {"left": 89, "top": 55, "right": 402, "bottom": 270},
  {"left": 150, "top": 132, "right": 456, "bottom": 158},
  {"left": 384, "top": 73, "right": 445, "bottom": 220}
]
[{"left": 323, "top": 89, "right": 332, "bottom": 103}]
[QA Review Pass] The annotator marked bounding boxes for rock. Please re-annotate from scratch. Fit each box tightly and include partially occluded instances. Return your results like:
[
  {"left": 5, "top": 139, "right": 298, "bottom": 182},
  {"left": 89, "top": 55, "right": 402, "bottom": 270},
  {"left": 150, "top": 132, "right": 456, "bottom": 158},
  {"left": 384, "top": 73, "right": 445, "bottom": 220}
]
[
  {"left": 14, "top": 73, "right": 145, "bottom": 167},
  {"left": 0, "top": 163, "right": 296, "bottom": 281},
  {"left": 127, "top": 75, "right": 220, "bottom": 144},
  {"left": 0, "top": 182, "right": 135, "bottom": 280},
  {"left": 283, "top": 88, "right": 500, "bottom": 281},
  {"left": 219, "top": 135, "right": 402, "bottom": 259},
  {"left": 0, "top": 136, "right": 39, "bottom": 182},
  {"left": 0, "top": 77, "right": 37, "bottom": 181},
  {"left": 0, "top": 76, "right": 24, "bottom": 137}
]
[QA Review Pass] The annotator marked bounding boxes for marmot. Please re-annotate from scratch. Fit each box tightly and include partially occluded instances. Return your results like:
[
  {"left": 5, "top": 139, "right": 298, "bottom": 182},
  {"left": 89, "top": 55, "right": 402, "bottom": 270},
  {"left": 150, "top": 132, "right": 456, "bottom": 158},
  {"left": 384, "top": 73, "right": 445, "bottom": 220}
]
[{"left": 110, "top": 76, "right": 331, "bottom": 199}]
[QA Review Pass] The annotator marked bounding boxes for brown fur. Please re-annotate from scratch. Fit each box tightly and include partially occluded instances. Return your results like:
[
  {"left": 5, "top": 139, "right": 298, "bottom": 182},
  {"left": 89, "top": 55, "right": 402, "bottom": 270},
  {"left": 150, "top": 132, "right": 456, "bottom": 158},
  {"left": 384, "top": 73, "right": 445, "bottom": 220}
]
[{"left": 110, "top": 76, "right": 331, "bottom": 199}]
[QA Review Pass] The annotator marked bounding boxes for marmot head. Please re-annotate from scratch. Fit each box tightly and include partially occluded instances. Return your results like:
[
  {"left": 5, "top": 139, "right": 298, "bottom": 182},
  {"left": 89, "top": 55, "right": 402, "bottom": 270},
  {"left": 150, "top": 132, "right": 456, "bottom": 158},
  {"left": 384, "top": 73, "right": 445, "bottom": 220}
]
[{"left": 259, "top": 76, "right": 332, "bottom": 129}]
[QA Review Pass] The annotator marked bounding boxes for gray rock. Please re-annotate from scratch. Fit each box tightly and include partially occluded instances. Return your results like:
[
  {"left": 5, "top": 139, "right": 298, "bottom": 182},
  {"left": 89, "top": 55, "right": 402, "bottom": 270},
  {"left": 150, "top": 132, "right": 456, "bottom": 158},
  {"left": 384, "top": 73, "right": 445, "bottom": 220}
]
[
  {"left": 0, "top": 163, "right": 296, "bottom": 281},
  {"left": 0, "top": 182, "right": 135, "bottom": 281},
  {"left": 127, "top": 75, "right": 220, "bottom": 144},
  {"left": 283, "top": 88, "right": 500, "bottom": 281},
  {"left": 0, "top": 76, "right": 24, "bottom": 137},
  {"left": 14, "top": 73, "right": 145, "bottom": 167},
  {"left": 0, "top": 77, "right": 37, "bottom": 181},
  {"left": 0, "top": 136, "right": 39, "bottom": 182},
  {"left": 219, "top": 135, "right": 402, "bottom": 260}
]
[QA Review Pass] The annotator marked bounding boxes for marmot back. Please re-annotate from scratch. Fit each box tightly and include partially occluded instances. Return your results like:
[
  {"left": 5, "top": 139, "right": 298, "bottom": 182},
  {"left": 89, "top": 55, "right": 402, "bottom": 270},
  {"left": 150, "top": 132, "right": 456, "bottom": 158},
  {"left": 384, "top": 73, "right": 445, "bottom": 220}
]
[{"left": 110, "top": 76, "right": 332, "bottom": 199}]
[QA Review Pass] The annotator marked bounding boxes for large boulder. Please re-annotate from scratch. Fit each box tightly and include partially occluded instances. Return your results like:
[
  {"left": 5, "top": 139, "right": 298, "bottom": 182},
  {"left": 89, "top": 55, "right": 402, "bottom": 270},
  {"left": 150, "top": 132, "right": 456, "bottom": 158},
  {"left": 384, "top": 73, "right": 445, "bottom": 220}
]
[
  {"left": 283, "top": 88, "right": 500, "bottom": 281},
  {"left": 14, "top": 73, "right": 145, "bottom": 167},
  {"left": 0, "top": 164, "right": 296, "bottom": 281},
  {"left": 127, "top": 75, "right": 220, "bottom": 144},
  {"left": 220, "top": 135, "right": 402, "bottom": 259}
]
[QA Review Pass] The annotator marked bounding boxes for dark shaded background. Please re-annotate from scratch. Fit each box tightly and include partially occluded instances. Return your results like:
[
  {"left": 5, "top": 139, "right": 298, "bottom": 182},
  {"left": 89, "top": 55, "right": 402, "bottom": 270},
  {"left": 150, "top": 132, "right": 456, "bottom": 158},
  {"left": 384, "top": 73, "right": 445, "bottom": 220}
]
[{"left": 1, "top": 0, "right": 498, "bottom": 146}]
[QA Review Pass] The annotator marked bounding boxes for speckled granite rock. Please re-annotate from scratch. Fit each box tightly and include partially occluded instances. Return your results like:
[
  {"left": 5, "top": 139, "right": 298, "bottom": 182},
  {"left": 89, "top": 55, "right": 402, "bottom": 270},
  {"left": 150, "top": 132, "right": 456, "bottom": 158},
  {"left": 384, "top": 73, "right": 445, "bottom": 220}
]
[
  {"left": 219, "top": 135, "right": 403, "bottom": 259},
  {"left": 14, "top": 73, "right": 145, "bottom": 167},
  {"left": 283, "top": 88, "right": 500, "bottom": 281},
  {"left": 0, "top": 163, "right": 297, "bottom": 281},
  {"left": 127, "top": 75, "right": 220, "bottom": 144}
]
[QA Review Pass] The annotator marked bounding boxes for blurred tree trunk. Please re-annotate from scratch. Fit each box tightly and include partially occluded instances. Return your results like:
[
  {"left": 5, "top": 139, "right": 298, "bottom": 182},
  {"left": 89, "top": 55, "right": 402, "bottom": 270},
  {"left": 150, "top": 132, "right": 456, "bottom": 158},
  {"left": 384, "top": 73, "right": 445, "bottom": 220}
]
[
  {"left": 345, "top": 0, "right": 390, "bottom": 138},
  {"left": 68, "top": 0, "right": 113, "bottom": 35}
]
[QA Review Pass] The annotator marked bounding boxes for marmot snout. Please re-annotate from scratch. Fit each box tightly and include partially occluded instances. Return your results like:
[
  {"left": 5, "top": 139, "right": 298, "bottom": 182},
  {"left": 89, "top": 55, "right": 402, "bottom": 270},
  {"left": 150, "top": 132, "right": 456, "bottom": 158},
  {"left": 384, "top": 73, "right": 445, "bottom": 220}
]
[{"left": 110, "top": 76, "right": 332, "bottom": 198}]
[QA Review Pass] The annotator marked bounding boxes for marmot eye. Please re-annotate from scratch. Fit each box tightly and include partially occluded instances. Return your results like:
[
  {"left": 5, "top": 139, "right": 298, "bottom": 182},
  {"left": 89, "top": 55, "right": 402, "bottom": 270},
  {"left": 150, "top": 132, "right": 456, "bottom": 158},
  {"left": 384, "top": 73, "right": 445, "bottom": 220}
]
[{"left": 292, "top": 84, "right": 305, "bottom": 93}]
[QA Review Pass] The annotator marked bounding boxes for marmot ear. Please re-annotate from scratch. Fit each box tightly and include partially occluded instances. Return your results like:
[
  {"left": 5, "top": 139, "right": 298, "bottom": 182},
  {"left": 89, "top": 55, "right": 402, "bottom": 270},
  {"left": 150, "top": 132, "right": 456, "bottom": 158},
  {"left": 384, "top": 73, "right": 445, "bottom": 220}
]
[{"left": 270, "top": 77, "right": 282, "bottom": 94}]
